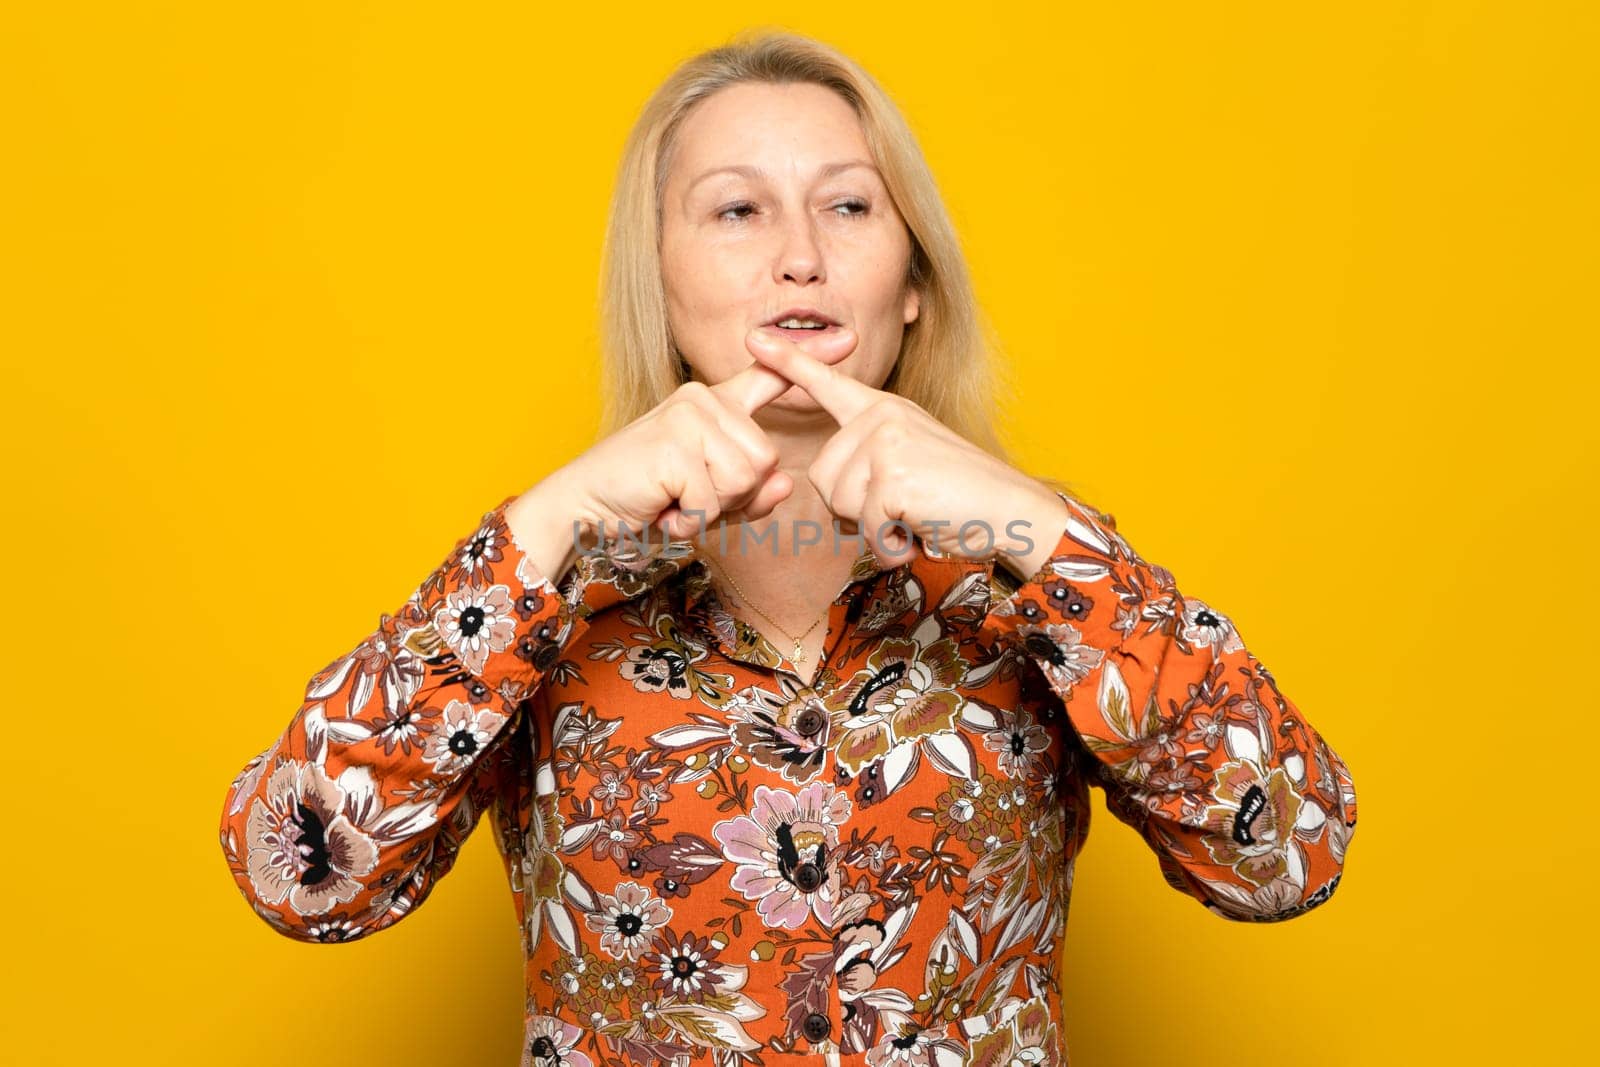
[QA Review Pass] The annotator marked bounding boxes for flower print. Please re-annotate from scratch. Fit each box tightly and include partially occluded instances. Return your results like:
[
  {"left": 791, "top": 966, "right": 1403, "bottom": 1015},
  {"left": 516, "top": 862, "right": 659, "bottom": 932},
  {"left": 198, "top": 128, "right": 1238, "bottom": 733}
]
[
  {"left": 936, "top": 785, "right": 981, "bottom": 830},
  {"left": 219, "top": 491, "right": 1358, "bottom": 1056},
  {"left": 830, "top": 624, "right": 968, "bottom": 782},
  {"left": 633, "top": 778, "right": 672, "bottom": 817},
  {"left": 589, "top": 766, "right": 634, "bottom": 813},
  {"left": 1010, "top": 621, "right": 1106, "bottom": 697},
  {"left": 224, "top": 743, "right": 276, "bottom": 819},
  {"left": 1309, "top": 741, "right": 1356, "bottom": 862},
  {"left": 508, "top": 581, "right": 554, "bottom": 624},
  {"left": 865, "top": 1023, "right": 956, "bottom": 1067},
  {"left": 1184, "top": 709, "right": 1227, "bottom": 750},
  {"left": 552, "top": 702, "right": 619, "bottom": 765},
  {"left": 713, "top": 781, "right": 852, "bottom": 929},
  {"left": 1145, "top": 759, "right": 1206, "bottom": 798},
  {"left": 930, "top": 775, "right": 1009, "bottom": 846},
  {"left": 586, "top": 808, "right": 647, "bottom": 867},
  {"left": 1037, "top": 577, "right": 1094, "bottom": 625},
  {"left": 446, "top": 511, "right": 511, "bottom": 587},
  {"left": 839, "top": 826, "right": 901, "bottom": 875},
  {"left": 552, "top": 950, "right": 599, "bottom": 1002},
  {"left": 244, "top": 760, "right": 383, "bottom": 916},
  {"left": 834, "top": 907, "right": 922, "bottom": 1056},
  {"left": 778, "top": 949, "right": 842, "bottom": 1043},
  {"left": 362, "top": 701, "right": 431, "bottom": 760},
  {"left": 1003, "top": 595, "right": 1050, "bottom": 626},
  {"left": 433, "top": 581, "right": 519, "bottom": 675},
  {"left": 524, "top": 836, "right": 583, "bottom": 957},
  {"left": 524, "top": 1015, "right": 594, "bottom": 1067},
  {"left": 511, "top": 611, "right": 570, "bottom": 676},
  {"left": 619, "top": 643, "right": 693, "bottom": 699},
  {"left": 585, "top": 880, "right": 673, "bottom": 961},
  {"left": 301, "top": 916, "right": 364, "bottom": 943},
  {"left": 389, "top": 591, "right": 442, "bottom": 656},
  {"left": 965, "top": 995, "right": 1065, "bottom": 1066},
  {"left": 841, "top": 760, "right": 891, "bottom": 810},
  {"left": 980, "top": 705, "right": 1052, "bottom": 781},
  {"left": 331, "top": 621, "right": 426, "bottom": 721},
  {"left": 1178, "top": 596, "right": 1246, "bottom": 655},
  {"left": 728, "top": 684, "right": 832, "bottom": 785},
  {"left": 421, "top": 698, "right": 508, "bottom": 777},
  {"left": 834, "top": 916, "right": 891, "bottom": 997},
  {"left": 1201, "top": 724, "right": 1308, "bottom": 887},
  {"left": 575, "top": 543, "right": 690, "bottom": 603},
  {"left": 598, "top": 963, "right": 635, "bottom": 996},
  {"left": 1135, "top": 721, "right": 1187, "bottom": 767},
  {"left": 649, "top": 927, "right": 730, "bottom": 1001},
  {"left": 630, "top": 833, "right": 722, "bottom": 900},
  {"left": 1196, "top": 874, "right": 1311, "bottom": 921}
]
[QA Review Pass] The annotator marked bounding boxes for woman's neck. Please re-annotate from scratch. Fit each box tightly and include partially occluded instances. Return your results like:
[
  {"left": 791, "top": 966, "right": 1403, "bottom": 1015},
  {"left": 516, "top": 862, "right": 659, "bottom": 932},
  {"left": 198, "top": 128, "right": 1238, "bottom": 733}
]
[{"left": 696, "top": 475, "right": 867, "bottom": 620}]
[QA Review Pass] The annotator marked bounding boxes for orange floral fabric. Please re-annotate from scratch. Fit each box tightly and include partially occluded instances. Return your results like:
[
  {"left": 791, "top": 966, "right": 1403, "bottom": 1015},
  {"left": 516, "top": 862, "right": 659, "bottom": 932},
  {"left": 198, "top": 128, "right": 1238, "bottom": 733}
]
[{"left": 218, "top": 490, "right": 1358, "bottom": 1066}]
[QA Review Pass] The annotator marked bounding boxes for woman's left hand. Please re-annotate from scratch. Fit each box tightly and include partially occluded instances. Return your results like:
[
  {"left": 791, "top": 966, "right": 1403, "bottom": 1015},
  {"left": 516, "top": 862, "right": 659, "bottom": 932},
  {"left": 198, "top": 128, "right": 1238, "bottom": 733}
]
[{"left": 745, "top": 329, "right": 1069, "bottom": 579}]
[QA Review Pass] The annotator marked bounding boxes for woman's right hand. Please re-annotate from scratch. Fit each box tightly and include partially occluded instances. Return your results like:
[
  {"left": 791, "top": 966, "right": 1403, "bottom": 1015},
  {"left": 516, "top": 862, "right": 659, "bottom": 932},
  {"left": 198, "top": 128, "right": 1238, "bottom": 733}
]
[{"left": 514, "top": 327, "right": 859, "bottom": 575}]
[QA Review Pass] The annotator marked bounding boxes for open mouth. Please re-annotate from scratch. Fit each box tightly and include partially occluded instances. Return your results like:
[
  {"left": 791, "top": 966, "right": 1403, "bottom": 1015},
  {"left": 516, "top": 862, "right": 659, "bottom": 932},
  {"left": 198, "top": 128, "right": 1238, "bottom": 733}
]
[
  {"left": 760, "top": 309, "right": 844, "bottom": 340},
  {"left": 764, "top": 321, "right": 842, "bottom": 338}
]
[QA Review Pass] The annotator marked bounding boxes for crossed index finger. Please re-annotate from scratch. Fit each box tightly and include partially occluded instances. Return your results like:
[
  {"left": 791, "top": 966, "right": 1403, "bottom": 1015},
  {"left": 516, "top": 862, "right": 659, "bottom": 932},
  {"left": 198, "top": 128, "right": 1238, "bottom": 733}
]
[
  {"left": 744, "top": 328, "right": 879, "bottom": 426},
  {"left": 708, "top": 358, "right": 799, "bottom": 419}
]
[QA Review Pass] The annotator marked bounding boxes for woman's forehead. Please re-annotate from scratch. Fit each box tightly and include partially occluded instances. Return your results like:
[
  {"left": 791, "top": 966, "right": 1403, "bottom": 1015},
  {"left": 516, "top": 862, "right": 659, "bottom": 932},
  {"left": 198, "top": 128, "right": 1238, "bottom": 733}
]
[{"left": 669, "top": 82, "right": 871, "bottom": 186}]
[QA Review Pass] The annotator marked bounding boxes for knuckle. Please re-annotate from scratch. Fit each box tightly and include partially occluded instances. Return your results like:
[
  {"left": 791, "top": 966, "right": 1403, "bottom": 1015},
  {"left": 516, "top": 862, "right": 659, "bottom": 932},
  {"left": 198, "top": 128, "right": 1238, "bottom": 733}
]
[
  {"left": 865, "top": 422, "right": 906, "bottom": 454},
  {"left": 750, "top": 438, "right": 780, "bottom": 471},
  {"left": 665, "top": 402, "right": 704, "bottom": 432}
]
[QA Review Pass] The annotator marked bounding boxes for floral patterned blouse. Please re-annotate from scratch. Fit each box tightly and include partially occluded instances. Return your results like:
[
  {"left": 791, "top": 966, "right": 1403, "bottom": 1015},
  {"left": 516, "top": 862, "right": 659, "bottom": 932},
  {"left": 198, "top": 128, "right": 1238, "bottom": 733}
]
[{"left": 218, "top": 488, "right": 1358, "bottom": 1067}]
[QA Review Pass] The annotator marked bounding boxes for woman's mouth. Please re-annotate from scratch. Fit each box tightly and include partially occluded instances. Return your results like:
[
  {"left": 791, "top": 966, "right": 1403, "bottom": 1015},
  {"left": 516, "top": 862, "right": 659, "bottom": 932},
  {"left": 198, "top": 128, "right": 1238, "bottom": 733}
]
[
  {"left": 762, "top": 321, "right": 844, "bottom": 339},
  {"left": 752, "top": 313, "right": 855, "bottom": 365}
]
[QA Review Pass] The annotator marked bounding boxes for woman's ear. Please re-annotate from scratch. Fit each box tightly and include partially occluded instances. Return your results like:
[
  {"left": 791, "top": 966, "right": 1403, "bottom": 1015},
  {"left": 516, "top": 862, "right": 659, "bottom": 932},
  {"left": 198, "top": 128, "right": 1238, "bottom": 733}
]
[{"left": 903, "top": 283, "right": 922, "bottom": 326}]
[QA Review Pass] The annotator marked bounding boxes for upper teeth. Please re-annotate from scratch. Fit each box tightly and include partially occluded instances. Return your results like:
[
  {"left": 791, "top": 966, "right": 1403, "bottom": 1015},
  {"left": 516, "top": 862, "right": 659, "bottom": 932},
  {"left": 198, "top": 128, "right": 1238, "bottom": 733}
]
[{"left": 777, "top": 317, "right": 827, "bottom": 329}]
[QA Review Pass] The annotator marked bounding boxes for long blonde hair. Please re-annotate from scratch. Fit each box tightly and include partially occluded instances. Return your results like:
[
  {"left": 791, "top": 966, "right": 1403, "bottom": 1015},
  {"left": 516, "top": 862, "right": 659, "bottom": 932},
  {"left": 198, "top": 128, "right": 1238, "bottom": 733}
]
[{"left": 598, "top": 28, "right": 1017, "bottom": 465}]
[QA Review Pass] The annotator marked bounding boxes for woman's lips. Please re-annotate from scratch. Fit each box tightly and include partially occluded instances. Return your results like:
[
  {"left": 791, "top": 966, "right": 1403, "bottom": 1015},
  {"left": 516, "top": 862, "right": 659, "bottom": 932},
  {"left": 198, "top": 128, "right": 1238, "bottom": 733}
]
[{"left": 758, "top": 323, "right": 851, "bottom": 363}]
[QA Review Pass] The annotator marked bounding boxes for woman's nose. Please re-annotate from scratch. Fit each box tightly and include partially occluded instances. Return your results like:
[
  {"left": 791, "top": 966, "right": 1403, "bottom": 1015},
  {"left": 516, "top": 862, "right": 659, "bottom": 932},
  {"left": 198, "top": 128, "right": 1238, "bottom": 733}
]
[{"left": 773, "top": 216, "right": 825, "bottom": 285}]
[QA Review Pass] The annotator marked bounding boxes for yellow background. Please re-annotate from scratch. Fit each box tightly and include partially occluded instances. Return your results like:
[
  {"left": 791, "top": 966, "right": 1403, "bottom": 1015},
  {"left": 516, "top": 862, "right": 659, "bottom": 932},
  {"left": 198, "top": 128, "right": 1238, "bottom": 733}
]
[{"left": 3, "top": 1, "right": 1593, "bottom": 1063}]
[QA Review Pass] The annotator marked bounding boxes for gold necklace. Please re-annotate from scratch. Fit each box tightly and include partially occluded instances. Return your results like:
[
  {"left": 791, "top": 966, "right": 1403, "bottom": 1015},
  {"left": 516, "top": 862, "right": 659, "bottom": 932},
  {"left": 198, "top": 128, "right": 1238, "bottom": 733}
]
[{"left": 702, "top": 555, "right": 831, "bottom": 665}]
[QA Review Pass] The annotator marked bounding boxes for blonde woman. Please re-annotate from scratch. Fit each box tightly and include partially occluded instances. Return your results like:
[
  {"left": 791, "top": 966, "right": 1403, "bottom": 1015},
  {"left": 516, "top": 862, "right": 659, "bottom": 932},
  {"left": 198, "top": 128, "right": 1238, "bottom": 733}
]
[{"left": 219, "top": 29, "right": 1358, "bottom": 1067}]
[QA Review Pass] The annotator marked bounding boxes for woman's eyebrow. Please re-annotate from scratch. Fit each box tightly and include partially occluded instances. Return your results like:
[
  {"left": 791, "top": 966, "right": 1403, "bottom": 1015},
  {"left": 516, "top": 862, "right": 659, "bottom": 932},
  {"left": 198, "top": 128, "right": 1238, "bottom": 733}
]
[{"left": 685, "top": 159, "right": 879, "bottom": 195}]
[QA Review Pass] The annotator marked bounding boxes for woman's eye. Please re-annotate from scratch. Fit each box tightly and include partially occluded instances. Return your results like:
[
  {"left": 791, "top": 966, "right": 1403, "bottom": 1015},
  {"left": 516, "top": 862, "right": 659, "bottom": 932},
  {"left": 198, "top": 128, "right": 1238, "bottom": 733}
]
[{"left": 715, "top": 198, "right": 868, "bottom": 221}]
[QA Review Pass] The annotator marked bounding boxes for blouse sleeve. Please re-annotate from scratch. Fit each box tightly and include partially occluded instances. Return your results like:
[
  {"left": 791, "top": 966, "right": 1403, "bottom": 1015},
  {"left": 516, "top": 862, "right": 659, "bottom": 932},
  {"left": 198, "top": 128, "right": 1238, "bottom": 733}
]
[
  {"left": 980, "top": 491, "right": 1358, "bottom": 922},
  {"left": 215, "top": 491, "right": 685, "bottom": 943}
]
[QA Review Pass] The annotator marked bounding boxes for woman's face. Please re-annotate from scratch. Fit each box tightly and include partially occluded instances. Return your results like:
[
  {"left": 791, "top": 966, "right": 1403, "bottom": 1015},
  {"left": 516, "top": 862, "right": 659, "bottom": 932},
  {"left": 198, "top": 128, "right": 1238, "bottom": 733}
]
[{"left": 660, "top": 81, "right": 920, "bottom": 419}]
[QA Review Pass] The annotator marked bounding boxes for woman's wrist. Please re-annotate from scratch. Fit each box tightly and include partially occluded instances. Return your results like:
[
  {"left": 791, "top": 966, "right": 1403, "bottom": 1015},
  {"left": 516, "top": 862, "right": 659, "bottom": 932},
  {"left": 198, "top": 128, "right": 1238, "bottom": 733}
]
[
  {"left": 506, "top": 468, "right": 588, "bottom": 584},
  {"left": 995, "top": 482, "right": 1071, "bottom": 583}
]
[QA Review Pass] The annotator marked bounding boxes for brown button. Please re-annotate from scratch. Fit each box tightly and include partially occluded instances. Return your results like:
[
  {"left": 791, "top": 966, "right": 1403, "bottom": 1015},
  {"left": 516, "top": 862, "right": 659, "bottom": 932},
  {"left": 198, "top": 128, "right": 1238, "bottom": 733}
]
[
  {"left": 802, "top": 1011, "right": 831, "bottom": 1042},
  {"left": 795, "top": 707, "right": 825, "bottom": 737},
  {"left": 794, "top": 861, "right": 823, "bottom": 892}
]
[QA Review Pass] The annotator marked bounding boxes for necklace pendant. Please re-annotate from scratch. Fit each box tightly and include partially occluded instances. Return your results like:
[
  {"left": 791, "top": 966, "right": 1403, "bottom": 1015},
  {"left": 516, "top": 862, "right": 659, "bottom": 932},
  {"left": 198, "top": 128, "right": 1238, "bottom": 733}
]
[{"left": 793, "top": 641, "right": 805, "bottom": 663}]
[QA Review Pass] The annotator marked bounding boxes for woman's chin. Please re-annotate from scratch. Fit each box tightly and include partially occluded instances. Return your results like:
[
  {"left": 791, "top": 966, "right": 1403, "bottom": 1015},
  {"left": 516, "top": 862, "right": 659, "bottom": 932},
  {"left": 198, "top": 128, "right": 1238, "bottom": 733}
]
[{"left": 761, "top": 386, "right": 830, "bottom": 416}]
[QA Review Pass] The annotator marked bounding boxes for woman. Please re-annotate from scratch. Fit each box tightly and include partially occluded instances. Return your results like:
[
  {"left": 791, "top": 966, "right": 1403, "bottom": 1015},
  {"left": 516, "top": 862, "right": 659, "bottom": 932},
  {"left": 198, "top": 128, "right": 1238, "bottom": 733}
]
[{"left": 218, "top": 30, "right": 1358, "bottom": 1067}]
